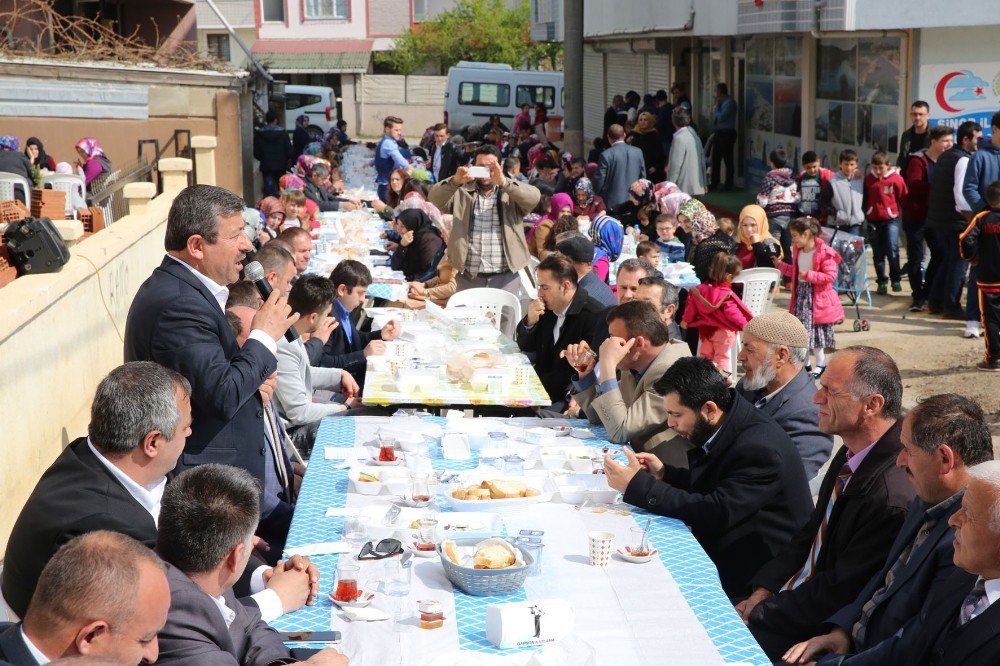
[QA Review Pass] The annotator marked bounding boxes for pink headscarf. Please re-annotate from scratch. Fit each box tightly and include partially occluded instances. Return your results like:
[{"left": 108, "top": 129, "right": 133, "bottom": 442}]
[
  {"left": 399, "top": 191, "right": 443, "bottom": 227},
  {"left": 544, "top": 193, "right": 574, "bottom": 222},
  {"left": 74, "top": 137, "right": 105, "bottom": 158}
]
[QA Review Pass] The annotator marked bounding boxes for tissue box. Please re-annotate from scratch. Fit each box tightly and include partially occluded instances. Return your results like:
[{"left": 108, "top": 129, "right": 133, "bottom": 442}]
[{"left": 485, "top": 599, "right": 574, "bottom": 649}]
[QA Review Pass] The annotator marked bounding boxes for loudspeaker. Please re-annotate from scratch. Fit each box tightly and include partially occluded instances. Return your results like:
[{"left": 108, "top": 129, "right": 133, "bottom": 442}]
[{"left": 2, "top": 216, "right": 71, "bottom": 276}]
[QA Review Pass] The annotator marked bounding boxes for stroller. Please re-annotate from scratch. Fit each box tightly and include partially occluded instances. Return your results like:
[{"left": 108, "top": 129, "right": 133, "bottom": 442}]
[{"left": 821, "top": 226, "right": 871, "bottom": 331}]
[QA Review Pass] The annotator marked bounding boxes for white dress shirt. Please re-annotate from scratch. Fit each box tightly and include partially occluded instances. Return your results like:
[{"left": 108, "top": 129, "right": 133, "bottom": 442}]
[
  {"left": 19, "top": 627, "right": 48, "bottom": 664},
  {"left": 433, "top": 141, "right": 444, "bottom": 181},
  {"left": 552, "top": 306, "right": 569, "bottom": 343},
  {"left": 166, "top": 255, "right": 277, "bottom": 357},
  {"left": 87, "top": 439, "right": 284, "bottom": 622},
  {"left": 210, "top": 594, "right": 238, "bottom": 629},
  {"left": 974, "top": 578, "right": 1000, "bottom": 621}
]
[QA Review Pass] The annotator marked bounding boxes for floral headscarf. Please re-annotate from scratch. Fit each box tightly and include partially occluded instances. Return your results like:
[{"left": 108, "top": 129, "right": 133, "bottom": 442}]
[
  {"left": 303, "top": 141, "right": 324, "bottom": 157},
  {"left": 679, "top": 199, "right": 718, "bottom": 241},
  {"left": 258, "top": 196, "right": 286, "bottom": 220},
  {"left": 294, "top": 154, "right": 329, "bottom": 179},
  {"left": 0, "top": 135, "right": 20, "bottom": 152},
  {"left": 628, "top": 179, "right": 654, "bottom": 208},
  {"left": 399, "top": 191, "right": 442, "bottom": 228},
  {"left": 574, "top": 177, "right": 595, "bottom": 208},
  {"left": 242, "top": 207, "right": 264, "bottom": 243},
  {"left": 279, "top": 173, "right": 306, "bottom": 192},
  {"left": 75, "top": 137, "right": 105, "bottom": 158},
  {"left": 658, "top": 191, "right": 691, "bottom": 217},
  {"left": 589, "top": 214, "right": 625, "bottom": 263},
  {"left": 561, "top": 151, "right": 574, "bottom": 169}
]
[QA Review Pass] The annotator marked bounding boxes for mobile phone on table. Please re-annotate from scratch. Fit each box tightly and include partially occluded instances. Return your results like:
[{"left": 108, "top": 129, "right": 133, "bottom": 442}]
[
  {"left": 281, "top": 630, "right": 342, "bottom": 643},
  {"left": 467, "top": 166, "right": 490, "bottom": 178}
]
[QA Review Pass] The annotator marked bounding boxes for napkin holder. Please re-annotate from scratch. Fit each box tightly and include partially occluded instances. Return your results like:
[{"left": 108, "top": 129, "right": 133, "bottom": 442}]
[{"left": 485, "top": 599, "right": 574, "bottom": 649}]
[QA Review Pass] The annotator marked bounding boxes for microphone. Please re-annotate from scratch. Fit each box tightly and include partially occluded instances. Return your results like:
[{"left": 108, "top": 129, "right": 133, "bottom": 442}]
[{"left": 243, "top": 261, "right": 299, "bottom": 342}]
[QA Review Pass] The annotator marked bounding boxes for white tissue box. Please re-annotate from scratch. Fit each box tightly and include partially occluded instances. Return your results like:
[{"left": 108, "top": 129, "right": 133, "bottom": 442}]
[{"left": 485, "top": 599, "right": 574, "bottom": 649}]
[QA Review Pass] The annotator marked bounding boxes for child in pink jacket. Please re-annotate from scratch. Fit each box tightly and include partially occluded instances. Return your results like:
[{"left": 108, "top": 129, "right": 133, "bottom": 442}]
[
  {"left": 773, "top": 216, "right": 845, "bottom": 376},
  {"left": 682, "top": 252, "right": 753, "bottom": 375}
]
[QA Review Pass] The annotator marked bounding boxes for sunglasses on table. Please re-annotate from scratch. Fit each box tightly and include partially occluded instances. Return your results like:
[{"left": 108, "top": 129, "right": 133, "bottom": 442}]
[{"left": 357, "top": 538, "right": 403, "bottom": 560}]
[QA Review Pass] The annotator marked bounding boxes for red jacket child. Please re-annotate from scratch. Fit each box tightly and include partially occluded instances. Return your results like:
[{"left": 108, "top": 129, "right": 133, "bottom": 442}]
[
  {"left": 681, "top": 282, "right": 753, "bottom": 334},
  {"left": 776, "top": 237, "right": 845, "bottom": 325},
  {"left": 863, "top": 169, "right": 908, "bottom": 222}
]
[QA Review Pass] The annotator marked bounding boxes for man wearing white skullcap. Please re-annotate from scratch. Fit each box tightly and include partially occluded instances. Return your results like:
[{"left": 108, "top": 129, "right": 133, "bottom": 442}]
[{"left": 736, "top": 311, "right": 833, "bottom": 479}]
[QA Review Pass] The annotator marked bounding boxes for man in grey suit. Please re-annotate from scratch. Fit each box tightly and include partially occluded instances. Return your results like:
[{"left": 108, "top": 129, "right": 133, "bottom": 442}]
[
  {"left": 567, "top": 300, "right": 693, "bottom": 468},
  {"left": 155, "top": 465, "right": 347, "bottom": 666},
  {"left": 593, "top": 124, "right": 646, "bottom": 209},
  {"left": 736, "top": 311, "right": 833, "bottom": 479},
  {"left": 666, "top": 108, "right": 707, "bottom": 196}
]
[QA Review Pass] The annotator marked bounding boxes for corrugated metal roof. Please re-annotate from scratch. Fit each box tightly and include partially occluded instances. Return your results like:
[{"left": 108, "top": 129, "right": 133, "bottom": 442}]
[
  {"left": 195, "top": 0, "right": 255, "bottom": 29},
  {"left": 255, "top": 51, "right": 371, "bottom": 74}
]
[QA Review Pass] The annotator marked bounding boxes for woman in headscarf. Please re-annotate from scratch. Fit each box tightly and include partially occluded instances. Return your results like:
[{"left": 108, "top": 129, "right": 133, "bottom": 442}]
[
  {"left": 589, "top": 214, "right": 625, "bottom": 283},
  {"left": 736, "top": 204, "right": 782, "bottom": 269},
  {"left": 627, "top": 111, "right": 666, "bottom": 182},
  {"left": 292, "top": 114, "right": 313, "bottom": 156},
  {"left": 683, "top": 201, "right": 737, "bottom": 283},
  {"left": 74, "top": 137, "right": 112, "bottom": 186},
  {"left": 571, "top": 177, "right": 605, "bottom": 219},
  {"left": 302, "top": 141, "right": 325, "bottom": 157},
  {"left": 258, "top": 197, "right": 286, "bottom": 239},
  {"left": 24, "top": 137, "right": 56, "bottom": 172},
  {"left": 399, "top": 213, "right": 456, "bottom": 309},
  {"left": 528, "top": 192, "right": 573, "bottom": 259},
  {"left": 390, "top": 207, "right": 444, "bottom": 283},
  {"left": 0, "top": 135, "right": 33, "bottom": 201},
  {"left": 612, "top": 178, "right": 657, "bottom": 239}
]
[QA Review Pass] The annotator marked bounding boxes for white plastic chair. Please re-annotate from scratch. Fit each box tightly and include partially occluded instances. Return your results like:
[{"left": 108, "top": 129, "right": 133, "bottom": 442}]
[
  {"left": 0, "top": 171, "right": 32, "bottom": 203},
  {"left": 42, "top": 174, "right": 87, "bottom": 217},
  {"left": 733, "top": 267, "right": 781, "bottom": 317},
  {"left": 0, "top": 564, "right": 19, "bottom": 622},
  {"left": 447, "top": 288, "right": 523, "bottom": 338}
]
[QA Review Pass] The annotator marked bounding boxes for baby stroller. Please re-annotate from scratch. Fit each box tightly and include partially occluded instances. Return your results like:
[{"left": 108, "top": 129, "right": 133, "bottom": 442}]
[{"left": 821, "top": 226, "right": 871, "bottom": 332}]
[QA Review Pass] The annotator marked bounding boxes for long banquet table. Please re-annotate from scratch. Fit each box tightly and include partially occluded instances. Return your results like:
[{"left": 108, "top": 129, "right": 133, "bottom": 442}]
[{"left": 270, "top": 415, "right": 768, "bottom": 665}]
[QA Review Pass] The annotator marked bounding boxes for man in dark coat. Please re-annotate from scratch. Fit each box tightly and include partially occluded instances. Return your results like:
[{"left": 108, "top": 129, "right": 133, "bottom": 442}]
[
  {"left": 516, "top": 253, "right": 604, "bottom": 408},
  {"left": 124, "top": 185, "right": 297, "bottom": 493},
  {"left": 781, "top": 393, "right": 994, "bottom": 666},
  {"left": 605, "top": 356, "right": 812, "bottom": 599},
  {"left": 736, "top": 311, "right": 833, "bottom": 479},
  {"left": 738, "top": 347, "right": 916, "bottom": 661},
  {"left": 253, "top": 112, "right": 293, "bottom": 197}
]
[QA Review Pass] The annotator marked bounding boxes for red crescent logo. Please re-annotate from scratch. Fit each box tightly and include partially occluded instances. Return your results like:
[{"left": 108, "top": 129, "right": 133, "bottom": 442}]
[{"left": 936, "top": 71, "right": 964, "bottom": 114}]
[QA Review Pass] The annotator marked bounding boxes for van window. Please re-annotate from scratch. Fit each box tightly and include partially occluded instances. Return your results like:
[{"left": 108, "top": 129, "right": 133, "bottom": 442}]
[
  {"left": 286, "top": 93, "right": 323, "bottom": 110},
  {"left": 516, "top": 85, "right": 555, "bottom": 109},
  {"left": 458, "top": 82, "right": 510, "bottom": 107}
]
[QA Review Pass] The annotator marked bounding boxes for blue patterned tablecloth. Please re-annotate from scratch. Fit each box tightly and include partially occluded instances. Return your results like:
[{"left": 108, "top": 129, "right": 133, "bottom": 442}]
[{"left": 271, "top": 416, "right": 768, "bottom": 665}]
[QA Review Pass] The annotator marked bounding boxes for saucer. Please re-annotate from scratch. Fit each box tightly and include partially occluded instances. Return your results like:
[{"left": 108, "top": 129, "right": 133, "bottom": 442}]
[
  {"left": 616, "top": 547, "right": 657, "bottom": 563},
  {"left": 408, "top": 542, "right": 439, "bottom": 558},
  {"left": 371, "top": 457, "right": 404, "bottom": 467},
  {"left": 329, "top": 591, "right": 374, "bottom": 608}
]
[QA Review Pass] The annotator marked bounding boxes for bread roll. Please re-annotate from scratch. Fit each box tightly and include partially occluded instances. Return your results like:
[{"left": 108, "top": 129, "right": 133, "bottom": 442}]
[
  {"left": 487, "top": 480, "right": 527, "bottom": 499},
  {"left": 452, "top": 488, "right": 468, "bottom": 500},
  {"left": 442, "top": 540, "right": 461, "bottom": 565},
  {"left": 473, "top": 544, "right": 515, "bottom": 569}
]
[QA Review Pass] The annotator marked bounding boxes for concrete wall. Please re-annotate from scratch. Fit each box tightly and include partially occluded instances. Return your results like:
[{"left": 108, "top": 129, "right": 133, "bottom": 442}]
[
  {"left": 584, "top": 0, "right": 735, "bottom": 38},
  {"left": 258, "top": 0, "right": 368, "bottom": 39},
  {"left": 197, "top": 27, "right": 258, "bottom": 69},
  {"left": 852, "top": 0, "right": 990, "bottom": 30},
  {"left": 355, "top": 103, "right": 443, "bottom": 137},
  {"left": 0, "top": 189, "right": 176, "bottom": 554}
]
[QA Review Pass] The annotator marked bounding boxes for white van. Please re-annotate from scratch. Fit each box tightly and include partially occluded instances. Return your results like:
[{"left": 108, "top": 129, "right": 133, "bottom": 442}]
[
  {"left": 282, "top": 84, "right": 338, "bottom": 135},
  {"left": 444, "top": 62, "right": 563, "bottom": 140}
]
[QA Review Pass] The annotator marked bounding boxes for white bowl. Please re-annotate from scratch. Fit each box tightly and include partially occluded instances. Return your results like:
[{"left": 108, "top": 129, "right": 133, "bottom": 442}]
[
  {"left": 540, "top": 454, "right": 567, "bottom": 471},
  {"left": 558, "top": 484, "right": 587, "bottom": 504},
  {"left": 566, "top": 457, "right": 595, "bottom": 473},
  {"left": 348, "top": 470, "right": 383, "bottom": 495}
]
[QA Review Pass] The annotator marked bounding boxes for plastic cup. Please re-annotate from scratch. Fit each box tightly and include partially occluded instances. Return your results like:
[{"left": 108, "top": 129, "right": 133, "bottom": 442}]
[
  {"left": 417, "top": 518, "right": 438, "bottom": 545},
  {"left": 333, "top": 564, "right": 360, "bottom": 602},
  {"left": 588, "top": 531, "right": 615, "bottom": 567},
  {"left": 630, "top": 527, "right": 650, "bottom": 557}
]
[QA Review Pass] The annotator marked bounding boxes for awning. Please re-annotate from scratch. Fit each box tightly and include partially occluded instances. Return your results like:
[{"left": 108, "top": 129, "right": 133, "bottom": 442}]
[{"left": 252, "top": 39, "right": 372, "bottom": 74}]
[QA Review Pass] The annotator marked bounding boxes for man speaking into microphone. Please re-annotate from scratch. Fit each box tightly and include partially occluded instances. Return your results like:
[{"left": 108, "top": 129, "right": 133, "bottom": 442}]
[{"left": 125, "top": 185, "right": 299, "bottom": 493}]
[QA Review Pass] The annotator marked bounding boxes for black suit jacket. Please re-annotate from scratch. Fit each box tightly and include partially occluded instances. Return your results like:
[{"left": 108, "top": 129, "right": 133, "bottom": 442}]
[
  {"left": 904, "top": 568, "right": 1000, "bottom": 666},
  {"left": 430, "top": 141, "right": 459, "bottom": 182},
  {"left": 0, "top": 437, "right": 157, "bottom": 618},
  {"left": 515, "top": 289, "right": 605, "bottom": 402},
  {"left": 624, "top": 391, "right": 813, "bottom": 598},
  {"left": 156, "top": 563, "right": 291, "bottom": 666},
  {"left": 748, "top": 421, "right": 915, "bottom": 659},
  {"left": 736, "top": 368, "right": 833, "bottom": 479},
  {"left": 818, "top": 493, "right": 963, "bottom": 666},
  {"left": 303, "top": 181, "right": 340, "bottom": 212},
  {"left": 0, "top": 622, "right": 34, "bottom": 665},
  {"left": 124, "top": 256, "right": 276, "bottom": 483},
  {"left": 318, "top": 306, "right": 383, "bottom": 381}
]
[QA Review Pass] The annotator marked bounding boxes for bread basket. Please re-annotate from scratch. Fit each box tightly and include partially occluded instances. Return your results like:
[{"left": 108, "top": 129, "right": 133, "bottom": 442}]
[{"left": 437, "top": 538, "right": 532, "bottom": 596}]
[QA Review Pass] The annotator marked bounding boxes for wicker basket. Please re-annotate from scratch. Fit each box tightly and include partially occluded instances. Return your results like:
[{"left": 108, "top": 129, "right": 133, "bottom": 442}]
[{"left": 437, "top": 539, "right": 531, "bottom": 596}]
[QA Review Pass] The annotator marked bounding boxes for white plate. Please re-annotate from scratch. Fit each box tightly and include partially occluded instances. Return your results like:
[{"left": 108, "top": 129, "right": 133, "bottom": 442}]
[
  {"left": 370, "top": 457, "right": 404, "bottom": 466},
  {"left": 328, "top": 592, "right": 375, "bottom": 608},
  {"left": 616, "top": 547, "right": 657, "bottom": 564},
  {"left": 438, "top": 512, "right": 503, "bottom": 538},
  {"left": 406, "top": 542, "right": 440, "bottom": 558},
  {"left": 445, "top": 478, "right": 556, "bottom": 512}
]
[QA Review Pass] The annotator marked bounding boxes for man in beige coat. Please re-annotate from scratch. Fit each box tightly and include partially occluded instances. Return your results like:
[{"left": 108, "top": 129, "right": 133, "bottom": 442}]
[
  {"left": 564, "top": 300, "right": 692, "bottom": 467},
  {"left": 428, "top": 143, "right": 540, "bottom": 296}
]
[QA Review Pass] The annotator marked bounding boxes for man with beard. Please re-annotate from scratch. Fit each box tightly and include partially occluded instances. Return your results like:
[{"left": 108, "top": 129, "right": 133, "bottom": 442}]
[
  {"left": 604, "top": 356, "right": 812, "bottom": 599},
  {"left": 736, "top": 311, "right": 833, "bottom": 479}
]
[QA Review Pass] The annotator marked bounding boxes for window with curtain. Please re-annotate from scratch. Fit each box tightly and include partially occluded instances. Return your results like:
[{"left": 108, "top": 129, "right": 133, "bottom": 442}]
[
  {"left": 262, "top": 0, "right": 285, "bottom": 22},
  {"left": 305, "top": 0, "right": 349, "bottom": 19},
  {"left": 206, "top": 34, "right": 231, "bottom": 62}
]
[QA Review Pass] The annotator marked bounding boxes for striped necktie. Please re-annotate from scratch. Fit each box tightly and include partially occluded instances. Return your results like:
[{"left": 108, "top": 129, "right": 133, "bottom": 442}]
[
  {"left": 959, "top": 578, "right": 989, "bottom": 626},
  {"left": 262, "top": 399, "right": 292, "bottom": 500},
  {"left": 783, "top": 462, "right": 852, "bottom": 591}
]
